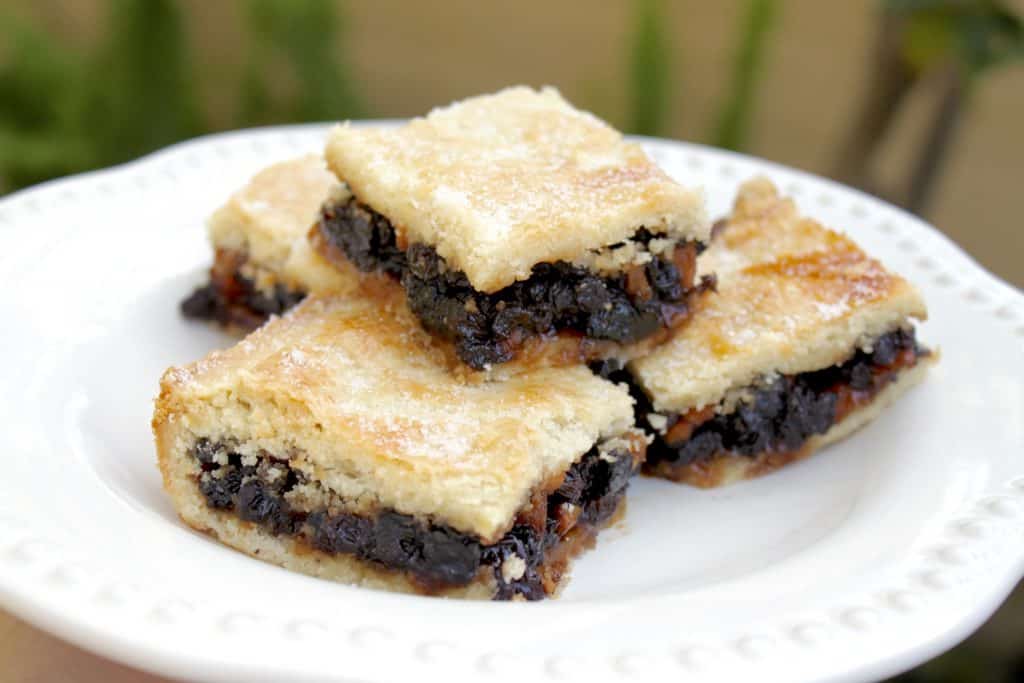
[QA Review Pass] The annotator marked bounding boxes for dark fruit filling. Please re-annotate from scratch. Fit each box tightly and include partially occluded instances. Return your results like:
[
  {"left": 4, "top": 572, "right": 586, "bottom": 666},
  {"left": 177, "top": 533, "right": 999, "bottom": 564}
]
[
  {"left": 318, "top": 198, "right": 711, "bottom": 369},
  {"left": 595, "top": 329, "right": 926, "bottom": 472},
  {"left": 181, "top": 249, "right": 306, "bottom": 330},
  {"left": 180, "top": 278, "right": 304, "bottom": 330},
  {"left": 191, "top": 438, "right": 642, "bottom": 600}
]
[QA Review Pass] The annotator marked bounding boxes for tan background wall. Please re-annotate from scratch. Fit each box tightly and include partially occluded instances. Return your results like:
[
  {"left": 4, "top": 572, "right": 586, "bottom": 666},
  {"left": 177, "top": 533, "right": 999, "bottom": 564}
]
[{"left": 23, "top": 0, "right": 1024, "bottom": 287}]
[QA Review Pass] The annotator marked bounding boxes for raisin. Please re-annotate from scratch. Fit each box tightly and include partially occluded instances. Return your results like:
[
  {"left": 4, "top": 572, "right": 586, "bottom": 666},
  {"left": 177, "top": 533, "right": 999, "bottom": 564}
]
[
  {"left": 192, "top": 438, "right": 219, "bottom": 466},
  {"left": 308, "top": 512, "right": 372, "bottom": 556},
  {"left": 405, "top": 242, "right": 441, "bottom": 278},
  {"left": 456, "top": 340, "right": 514, "bottom": 368},
  {"left": 193, "top": 437, "right": 640, "bottom": 599},
  {"left": 575, "top": 278, "right": 612, "bottom": 313},
  {"left": 318, "top": 199, "right": 405, "bottom": 274},
  {"left": 181, "top": 274, "right": 304, "bottom": 325},
  {"left": 242, "top": 283, "right": 306, "bottom": 316},
  {"left": 244, "top": 285, "right": 284, "bottom": 316},
  {"left": 237, "top": 480, "right": 291, "bottom": 533},
  {"left": 587, "top": 358, "right": 624, "bottom": 380},
  {"left": 492, "top": 566, "right": 546, "bottom": 601},
  {"left": 848, "top": 363, "right": 874, "bottom": 391},
  {"left": 646, "top": 258, "right": 682, "bottom": 300},
  {"left": 549, "top": 281, "right": 579, "bottom": 319},
  {"left": 724, "top": 383, "right": 783, "bottom": 455},
  {"left": 582, "top": 299, "right": 624, "bottom": 339},
  {"left": 223, "top": 468, "right": 244, "bottom": 494},
  {"left": 871, "top": 334, "right": 899, "bottom": 365},
  {"left": 374, "top": 512, "right": 424, "bottom": 569},
  {"left": 644, "top": 330, "right": 919, "bottom": 470},
  {"left": 525, "top": 277, "right": 550, "bottom": 305},
  {"left": 491, "top": 305, "right": 536, "bottom": 339},
  {"left": 605, "top": 451, "right": 636, "bottom": 496},
  {"left": 199, "top": 472, "right": 235, "bottom": 509},
  {"left": 483, "top": 525, "right": 543, "bottom": 572},
  {"left": 419, "top": 528, "right": 482, "bottom": 586},
  {"left": 665, "top": 430, "right": 723, "bottom": 465},
  {"left": 552, "top": 464, "right": 589, "bottom": 506},
  {"left": 180, "top": 285, "right": 220, "bottom": 319},
  {"left": 581, "top": 492, "right": 622, "bottom": 525},
  {"left": 318, "top": 200, "right": 703, "bottom": 369},
  {"left": 781, "top": 384, "right": 836, "bottom": 449}
]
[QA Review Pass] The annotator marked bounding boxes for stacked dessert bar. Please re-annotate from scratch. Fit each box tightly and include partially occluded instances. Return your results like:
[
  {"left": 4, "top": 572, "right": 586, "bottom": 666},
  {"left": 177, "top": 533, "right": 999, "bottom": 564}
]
[
  {"left": 602, "top": 178, "right": 933, "bottom": 487},
  {"left": 155, "top": 87, "right": 931, "bottom": 600},
  {"left": 158, "top": 284, "right": 646, "bottom": 599},
  {"left": 180, "top": 155, "right": 364, "bottom": 329},
  {"left": 313, "top": 88, "right": 712, "bottom": 369}
]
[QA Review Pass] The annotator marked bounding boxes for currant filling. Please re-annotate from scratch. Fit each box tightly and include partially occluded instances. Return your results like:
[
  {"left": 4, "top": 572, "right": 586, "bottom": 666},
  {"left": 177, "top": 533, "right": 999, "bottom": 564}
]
[
  {"left": 596, "top": 329, "right": 927, "bottom": 478},
  {"left": 181, "top": 249, "right": 305, "bottom": 330},
  {"left": 317, "top": 198, "right": 712, "bottom": 369},
  {"left": 191, "top": 437, "right": 643, "bottom": 600}
]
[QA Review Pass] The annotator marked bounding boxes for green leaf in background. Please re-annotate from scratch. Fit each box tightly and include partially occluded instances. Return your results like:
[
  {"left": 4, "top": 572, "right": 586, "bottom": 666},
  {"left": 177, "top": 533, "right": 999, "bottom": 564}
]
[
  {"left": 0, "top": 1, "right": 198, "bottom": 191},
  {"left": 953, "top": 2, "right": 1024, "bottom": 73},
  {"left": 241, "top": 0, "right": 365, "bottom": 126},
  {"left": 886, "top": 0, "right": 1024, "bottom": 77},
  {"left": 902, "top": 8, "right": 957, "bottom": 70},
  {"left": 627, "top": 0, "right": 671, "bottom": 136},
  {"left": 83, "top": 0, "right": 202, "bottom": 166},
  {"left": 0, "top": 1, "right": 365, "bottom": 195},
  {"left": 710, "top": 0, "right": 778, "bottom": 151},
  {"left": 0, "top": 9, "right": 93, "bottom": 189}
]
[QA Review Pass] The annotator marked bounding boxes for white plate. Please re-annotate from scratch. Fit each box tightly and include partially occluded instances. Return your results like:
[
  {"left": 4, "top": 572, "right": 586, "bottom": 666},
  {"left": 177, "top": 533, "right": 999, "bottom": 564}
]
[{"left": 0, "top": 125, "right": 1021, "bottom": 683}]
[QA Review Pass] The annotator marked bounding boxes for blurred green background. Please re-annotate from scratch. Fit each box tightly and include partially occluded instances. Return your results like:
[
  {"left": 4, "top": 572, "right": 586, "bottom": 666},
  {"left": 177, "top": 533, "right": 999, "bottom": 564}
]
[
  {"left": 2, "top": 0, "right": 1022, "bottom": 288},
  {"left": 1, "top": 1, "right": 1023, "bottom": 681}
]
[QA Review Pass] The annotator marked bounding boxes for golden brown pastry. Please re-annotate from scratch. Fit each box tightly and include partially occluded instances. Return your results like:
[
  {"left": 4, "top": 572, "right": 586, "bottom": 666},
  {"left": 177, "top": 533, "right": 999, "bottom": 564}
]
[
  {"left": 314, "top": 86, "right": 712, "bottom": 370},
  {"left": 156, "top": 283, "right": 646, "bottom": 599},
  {"left": 181, "top": 155, "right": 360, "bottom": 330},
  {"left": 616, "top": 177, "right": 934, "bottom": 488}
]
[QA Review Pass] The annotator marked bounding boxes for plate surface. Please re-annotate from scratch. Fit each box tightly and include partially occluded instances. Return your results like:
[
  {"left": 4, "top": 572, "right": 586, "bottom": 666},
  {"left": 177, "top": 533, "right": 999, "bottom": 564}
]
[{"left": 0, "top": 125, "right": 1021, "bottom": 683}]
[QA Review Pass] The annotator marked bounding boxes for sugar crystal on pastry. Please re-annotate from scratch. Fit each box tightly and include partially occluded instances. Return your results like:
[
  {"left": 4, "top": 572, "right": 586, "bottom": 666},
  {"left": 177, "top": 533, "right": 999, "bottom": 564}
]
[
  {"left": 600, "top": 177, "right": 933, "bottom": 488},
  {"left": 157, "top": 285, "right": 646, "bottom": 599},
  {"left": 181, "top": 155, "right": 360, "bottom": 330},
  {"left": 314, "top": 86, "right": 712, "bottom": 370}
]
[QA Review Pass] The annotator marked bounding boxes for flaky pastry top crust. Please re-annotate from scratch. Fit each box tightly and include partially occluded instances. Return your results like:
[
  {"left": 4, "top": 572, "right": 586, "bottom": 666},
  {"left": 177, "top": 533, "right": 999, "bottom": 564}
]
[
  {"left": 208, "top": 155, "right": 359, "bottom": 294},
  {"left": 325, "top": 86, "right": 708, "bottom": 292},
  {"left": 155, "top": 285, "right": 635, "bottom": 540},
  {"left": 630, "top": 177, "right": 928, "bottom": 413}
]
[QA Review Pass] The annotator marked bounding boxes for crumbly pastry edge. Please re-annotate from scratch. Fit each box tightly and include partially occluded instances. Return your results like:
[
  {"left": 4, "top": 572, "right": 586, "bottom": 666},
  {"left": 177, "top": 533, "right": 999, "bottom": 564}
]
[
  {"left": 206, "top": 158, "right": 357, "bottom": 298},
  {"left": 153, "top": 410, "right": 642, "bottom": 599},
  {"left": 154, "top": 419, "right": 497, "bottom": 599},
  {"left": 323, "top": 87, "right": 711, "bottom": 293},
  {"left": 153, "top": 359, "right": 637, "bottom": 543},
  {"left": 648, "top": 354, "right": 935, "bottom": 487},
  {"left": 325, "top": 145, "right": 710, "bottom": 293},
  {"left": 632, "top": 288, "right": 928, "bottom": 415},
  {"left": 570, "top": 234, "right": 680, "bottom": 276},
  {"left": 630, "top": 174, "right": 931, "bottom": 414}
]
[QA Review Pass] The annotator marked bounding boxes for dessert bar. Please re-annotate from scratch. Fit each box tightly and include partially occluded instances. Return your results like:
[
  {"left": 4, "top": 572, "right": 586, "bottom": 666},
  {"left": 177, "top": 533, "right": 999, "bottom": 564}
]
[
  {"left": 181, "top": 155, "right": 359, "bottom": 330},
  {"left": 156, "top": 285, "right": 646, "bottom": 599},
  {"left": 605, "top": 178, "right": 932, "bottom": 487},
  {"left": 314, "top": 87, "right": 712, "bottom": 369}
]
